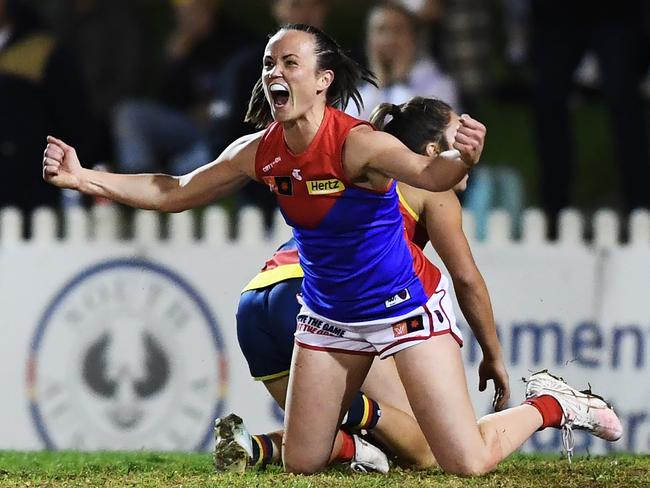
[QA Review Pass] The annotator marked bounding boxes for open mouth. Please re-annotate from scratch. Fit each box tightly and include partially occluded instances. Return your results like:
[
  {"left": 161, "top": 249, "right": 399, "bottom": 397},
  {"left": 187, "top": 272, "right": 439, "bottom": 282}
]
[{"left": 269, "top": 83, "right": 290, "bottom": 108}]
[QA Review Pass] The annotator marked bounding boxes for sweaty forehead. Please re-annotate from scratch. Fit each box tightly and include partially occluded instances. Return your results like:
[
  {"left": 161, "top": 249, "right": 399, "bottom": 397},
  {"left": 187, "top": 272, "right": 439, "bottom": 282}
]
[{"left": 265, "top": 30, "right": 316, "bottom": 58}]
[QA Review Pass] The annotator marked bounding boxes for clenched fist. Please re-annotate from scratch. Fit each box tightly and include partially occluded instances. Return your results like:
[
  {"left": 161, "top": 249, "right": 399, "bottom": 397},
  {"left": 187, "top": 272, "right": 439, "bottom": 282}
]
[
  {"left": 42, "top": 136, "right": 83, "bottom": 190},
  {"left": 453, "top": 115, "right": 486, "bottom": 168}
]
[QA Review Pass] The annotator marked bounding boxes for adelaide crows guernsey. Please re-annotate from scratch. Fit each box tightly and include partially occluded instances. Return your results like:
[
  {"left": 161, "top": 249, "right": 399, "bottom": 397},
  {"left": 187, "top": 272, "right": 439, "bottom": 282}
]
[
  {"left": 241, "top": 238, "right": 302, "bottom": 292},
  {"left": 254, "top": 106, "right": 440, "bottom": 322}
]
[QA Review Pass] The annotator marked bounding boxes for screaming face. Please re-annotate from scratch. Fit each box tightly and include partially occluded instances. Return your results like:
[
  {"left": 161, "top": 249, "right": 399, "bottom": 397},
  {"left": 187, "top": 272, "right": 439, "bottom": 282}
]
[{"left": 262, "top": 29, "right": 333, "bottom": 123}]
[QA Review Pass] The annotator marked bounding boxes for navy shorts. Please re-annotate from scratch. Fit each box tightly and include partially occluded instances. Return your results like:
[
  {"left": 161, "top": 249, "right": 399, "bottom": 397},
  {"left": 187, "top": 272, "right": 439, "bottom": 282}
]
[{"left": 236, "top": 278, "right": 303, "bottom": 381}]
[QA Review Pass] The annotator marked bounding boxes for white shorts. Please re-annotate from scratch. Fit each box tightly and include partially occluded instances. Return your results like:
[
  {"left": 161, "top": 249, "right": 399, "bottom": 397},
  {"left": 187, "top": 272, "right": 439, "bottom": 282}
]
[{"left": 294, "top": 275, "right": 463, "bottom": 359}]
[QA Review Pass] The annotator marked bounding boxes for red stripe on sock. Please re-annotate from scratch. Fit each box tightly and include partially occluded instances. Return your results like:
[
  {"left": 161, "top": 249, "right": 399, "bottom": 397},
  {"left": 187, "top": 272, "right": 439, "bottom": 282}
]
[{"left": 524, "top": 395, "right": 564, "bottom": 429}]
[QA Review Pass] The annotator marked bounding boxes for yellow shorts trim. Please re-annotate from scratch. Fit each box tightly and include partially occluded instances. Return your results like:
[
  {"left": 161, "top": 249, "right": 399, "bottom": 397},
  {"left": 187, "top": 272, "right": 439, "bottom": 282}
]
[
  {"left": 241, "top": 264, "right": 304, "bottom": 293},
  {"left": 253, "top": 369, "right": 290, "bottom": 382}
]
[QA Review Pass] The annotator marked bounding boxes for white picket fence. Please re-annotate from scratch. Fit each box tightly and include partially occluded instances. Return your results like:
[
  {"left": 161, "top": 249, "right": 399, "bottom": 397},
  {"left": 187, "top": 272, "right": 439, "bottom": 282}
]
[{"left": 2, "top": 205, "right": 650, "bottom": 248}]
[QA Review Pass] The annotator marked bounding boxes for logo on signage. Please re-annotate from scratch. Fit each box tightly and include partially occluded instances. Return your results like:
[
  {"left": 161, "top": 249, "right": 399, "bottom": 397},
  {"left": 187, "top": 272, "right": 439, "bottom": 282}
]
[{"left": 26, "top": 259, "right": 227, "bottom": 451}]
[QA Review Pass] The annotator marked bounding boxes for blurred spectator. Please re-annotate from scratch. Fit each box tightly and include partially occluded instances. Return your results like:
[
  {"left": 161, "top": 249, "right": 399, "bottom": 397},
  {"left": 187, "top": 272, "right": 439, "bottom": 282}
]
[
  {"left": 439, "top": 0, "right": 491, "bottom": 114},
  {"left": 529, "top": 0, "right": 650, "bottom": 237},
  {"left": 271, "top": 0, "right": 328, "bottom": 29},
  {"left": 49, "top": 0, "right": 146, "bottom": 163},
  {"left": 502, "top": 0, "right": 529, "bottom": 68},
  {"left": 393, "top": 0, "right": 444, "bottom": 65},
  {"left": 112, "top": 0, "right": 258, "bottom": 177},
  {"left": 0, "top": 0, "right": 92, "bottom": 228},
  {"left": 346, "top": 1, "right": 459, "bottom": 120}
]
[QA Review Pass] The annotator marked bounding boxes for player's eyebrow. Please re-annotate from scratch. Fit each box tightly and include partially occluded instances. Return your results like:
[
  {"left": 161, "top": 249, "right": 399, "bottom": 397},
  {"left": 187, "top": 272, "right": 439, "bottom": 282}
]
[{"left": 264, "top": 53, "right": 300, "bottom": 61}]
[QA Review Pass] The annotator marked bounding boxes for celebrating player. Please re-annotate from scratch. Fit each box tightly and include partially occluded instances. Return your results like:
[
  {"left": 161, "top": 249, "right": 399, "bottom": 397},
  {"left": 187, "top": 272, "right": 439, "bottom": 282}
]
[
  {"left": 214, "top": 97, "right": 510, "bottom": 473},
  {"left": 43, "top": 24, "right": 622, "bottom": 475}
]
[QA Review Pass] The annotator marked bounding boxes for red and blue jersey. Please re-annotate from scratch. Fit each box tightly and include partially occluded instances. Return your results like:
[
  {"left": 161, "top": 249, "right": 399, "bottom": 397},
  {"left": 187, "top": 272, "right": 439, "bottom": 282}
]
[{"left": 254, "top": 106, "right": 440, "bottom": 322}]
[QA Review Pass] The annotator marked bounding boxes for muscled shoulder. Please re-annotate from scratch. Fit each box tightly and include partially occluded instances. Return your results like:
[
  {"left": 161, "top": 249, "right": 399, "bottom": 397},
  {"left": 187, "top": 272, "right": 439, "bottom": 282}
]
[
  {"left": 218, "top": 130, "right": 266, "bottom": 181},
  {"left": 343, "top": 125, "right": 405, "bottom": 168}
]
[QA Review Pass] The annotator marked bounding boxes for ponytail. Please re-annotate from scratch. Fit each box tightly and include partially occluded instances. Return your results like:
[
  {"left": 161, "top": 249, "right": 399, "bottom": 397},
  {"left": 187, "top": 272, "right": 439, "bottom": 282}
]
[
  {"left": 369, "top": 103, "right": 401, "bottom": 130},
  {"left": 245, "top": 78, "right": 267, "bottom": 129}
]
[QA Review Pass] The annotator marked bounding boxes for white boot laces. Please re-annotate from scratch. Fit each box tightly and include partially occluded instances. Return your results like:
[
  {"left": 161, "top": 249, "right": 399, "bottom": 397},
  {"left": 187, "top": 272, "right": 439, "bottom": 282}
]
[{"left": 561, "top": 420, "right": 575, "bottom": 464}]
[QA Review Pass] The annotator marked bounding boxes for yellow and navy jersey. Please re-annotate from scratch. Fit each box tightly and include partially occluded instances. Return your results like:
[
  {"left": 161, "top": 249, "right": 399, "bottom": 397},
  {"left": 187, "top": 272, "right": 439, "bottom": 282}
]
[
  {"left": 241, "top": 239, "right": 302, "bottom": 293},
  {"left": 396, "top": 185, "right": 429, "bottom": 251}
]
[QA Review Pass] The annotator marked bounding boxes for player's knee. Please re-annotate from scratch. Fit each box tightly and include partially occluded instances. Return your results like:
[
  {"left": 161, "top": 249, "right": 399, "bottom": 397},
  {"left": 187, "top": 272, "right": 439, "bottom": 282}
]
[
  {"left": 283, "top": 459, "right": 324, "bottom": 475},
  {"left": 399, "top": 449, "right": 436, "bottom": 470},
  {"left": 439, "top": 453, "right": 497, "bottom": 477},
  {"left": 282, "top": 450, "right": 326, "bottom": 474}
]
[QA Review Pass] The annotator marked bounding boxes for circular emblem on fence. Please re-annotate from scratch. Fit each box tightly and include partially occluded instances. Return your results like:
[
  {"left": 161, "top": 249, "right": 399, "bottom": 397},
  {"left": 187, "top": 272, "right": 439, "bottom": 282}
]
[{"left": 27, "top": 258, "right": 227, "bottom": 451}]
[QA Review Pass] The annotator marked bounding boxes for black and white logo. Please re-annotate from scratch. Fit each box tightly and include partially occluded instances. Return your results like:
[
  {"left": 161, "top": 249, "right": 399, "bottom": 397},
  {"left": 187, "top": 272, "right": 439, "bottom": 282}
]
[
  {"left": 384, "top": 288, "right": 411, "bottom": 308},
  {"left": 27, "top": 259, "right": 227, "bottom": 451}
]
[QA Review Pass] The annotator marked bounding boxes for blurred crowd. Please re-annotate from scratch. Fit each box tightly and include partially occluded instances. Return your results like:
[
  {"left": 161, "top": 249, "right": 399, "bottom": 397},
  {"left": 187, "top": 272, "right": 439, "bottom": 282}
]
[{"left": 1, "top": 0, "right": 649, "bottom": 239}]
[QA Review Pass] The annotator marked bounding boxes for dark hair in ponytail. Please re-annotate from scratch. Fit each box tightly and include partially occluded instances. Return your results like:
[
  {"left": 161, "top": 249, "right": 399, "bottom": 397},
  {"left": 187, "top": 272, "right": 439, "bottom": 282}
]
[
  {"left": 245, "top": 24, "right": 377, "bottom": 128},
  {"left": 369, "top": 97, "right": 453, "bottom": 155}
]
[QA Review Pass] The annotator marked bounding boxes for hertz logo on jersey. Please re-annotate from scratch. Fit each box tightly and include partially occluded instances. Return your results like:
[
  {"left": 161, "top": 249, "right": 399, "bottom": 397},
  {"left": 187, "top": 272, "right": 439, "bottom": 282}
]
[{"left": 306, "top": 179, "right": 345, "bottom": 195}]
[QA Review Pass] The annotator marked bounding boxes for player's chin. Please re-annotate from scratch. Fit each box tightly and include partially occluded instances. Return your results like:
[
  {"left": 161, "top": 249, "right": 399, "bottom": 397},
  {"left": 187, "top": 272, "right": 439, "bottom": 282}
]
[{"left": 271, "top": 107, "right": 292, "bottom": 122}]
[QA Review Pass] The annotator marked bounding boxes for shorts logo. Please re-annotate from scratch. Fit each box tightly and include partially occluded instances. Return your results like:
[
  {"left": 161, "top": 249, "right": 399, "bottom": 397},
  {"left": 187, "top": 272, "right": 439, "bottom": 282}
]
[
  {"left": 306, "top": 178, "right": 345, "bottom": 195},
  {"left": 434, "top": 310, "right": 444, "bottom": 323},
  {"left": 297, "top": 314, "right": 345, "bottom": 337},
  {"left": 392, "top": 316, "right": 425, "bottom": 337},
  {"left": 385, "top": 288, "right": 410, "bottom": 308},
  {"left": 262, "top": 156, "right": 282, "bottom": 173},
  {"left": 27, "top": 259, "right": 227, "bottom": 451},
  {"left": 263, "top": 176, "right": 293, "bottom": 196}
]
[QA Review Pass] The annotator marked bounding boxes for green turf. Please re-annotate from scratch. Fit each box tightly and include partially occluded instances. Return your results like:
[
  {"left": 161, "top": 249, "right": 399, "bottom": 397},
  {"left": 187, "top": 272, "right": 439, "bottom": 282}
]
[{"left": 1, "top": 451, "right": 649, "bottom": 488}]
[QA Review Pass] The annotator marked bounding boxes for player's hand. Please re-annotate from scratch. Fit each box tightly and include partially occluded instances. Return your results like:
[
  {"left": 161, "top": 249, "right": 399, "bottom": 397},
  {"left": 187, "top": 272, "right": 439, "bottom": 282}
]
[
  {"left": 478, "top": 356, "right": 510, "bottom": 411},
  {"left": 453, "top": 114, "right": 486, "bottom": 168},
  {"left": 42, "top": 136, "right": 84, "bottom": 190}
]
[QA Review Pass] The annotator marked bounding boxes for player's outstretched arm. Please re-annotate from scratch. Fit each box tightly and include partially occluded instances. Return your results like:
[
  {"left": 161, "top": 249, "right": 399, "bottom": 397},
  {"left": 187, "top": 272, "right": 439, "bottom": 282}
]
[
  {"left": 346, "top": 115, "right": 486, "bottom": 192},
  {"left": 421, "top": 189, "right": 510, "bottom": 410},
  {"left": 42, "top": 132, "right": 261, "bottom": 212}
]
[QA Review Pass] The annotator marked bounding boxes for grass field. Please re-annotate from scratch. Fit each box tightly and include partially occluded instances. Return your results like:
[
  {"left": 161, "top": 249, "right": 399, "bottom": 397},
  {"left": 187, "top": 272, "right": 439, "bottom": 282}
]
[{"left": 1, "top": 451, "right": 649, "bottom": 488}]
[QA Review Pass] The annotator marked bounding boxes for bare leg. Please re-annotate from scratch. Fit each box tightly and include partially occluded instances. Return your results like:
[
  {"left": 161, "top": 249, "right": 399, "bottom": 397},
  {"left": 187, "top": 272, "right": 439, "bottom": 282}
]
[
  {"left": 264, "top": 375, "right": 290, "bottom": 409},
  {"left": 282, "top": 345, "right": 374, "bottom": 474},
  {"left": 263, "top": 358, "right": 436, "bottom": 468},
  {"left": 362, "top": 357, "right": 435, "bottom": 468},
  {"left": 394, "top": 334, "right": 542, "bottom": 476},
  {"left": 261, "top": 374, "right": 350, "bottom": 465}
]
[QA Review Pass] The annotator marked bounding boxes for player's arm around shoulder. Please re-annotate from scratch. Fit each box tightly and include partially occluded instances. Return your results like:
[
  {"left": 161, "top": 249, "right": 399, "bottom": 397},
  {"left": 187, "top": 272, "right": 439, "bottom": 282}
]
[{"left": 343, "top": 121, "right": 482, "bottom": 192}]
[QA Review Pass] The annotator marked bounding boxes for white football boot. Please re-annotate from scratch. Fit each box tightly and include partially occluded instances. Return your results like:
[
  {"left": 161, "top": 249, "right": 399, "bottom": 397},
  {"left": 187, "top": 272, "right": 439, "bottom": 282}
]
[
  {"left": 525, "top": 370, "right": 623, "bottom": 461},
  {"left": 349, "top": 434, "right": 390, "bottom": 474},
  {"left": 213, "top": 413, "right": 254, "bottom": 473}
]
